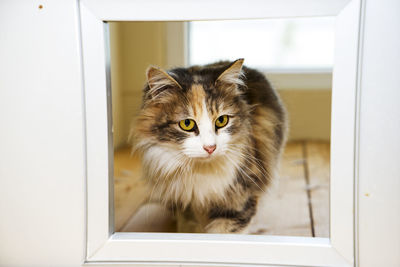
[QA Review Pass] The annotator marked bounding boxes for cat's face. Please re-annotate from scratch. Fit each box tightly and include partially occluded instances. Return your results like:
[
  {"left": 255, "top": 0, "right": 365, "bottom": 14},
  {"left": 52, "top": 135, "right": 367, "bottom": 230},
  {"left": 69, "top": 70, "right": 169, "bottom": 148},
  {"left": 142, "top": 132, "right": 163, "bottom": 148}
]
[
  {"left": 170, "top": 84, "right": 239, "bottom": 159},
  {"left": 134, "top": 59, "right": 251, "bottom": 163}
]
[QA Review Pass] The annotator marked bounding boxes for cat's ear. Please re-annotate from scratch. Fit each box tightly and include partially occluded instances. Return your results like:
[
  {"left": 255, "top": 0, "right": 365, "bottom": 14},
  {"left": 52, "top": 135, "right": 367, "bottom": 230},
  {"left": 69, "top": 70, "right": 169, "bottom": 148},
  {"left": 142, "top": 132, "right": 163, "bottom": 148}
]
[
  {"left": 216, "top": 58, "right": 245, "bottom": 86},
  {"left": 146, "top": 66, "right": 182, "bottom": 96}
]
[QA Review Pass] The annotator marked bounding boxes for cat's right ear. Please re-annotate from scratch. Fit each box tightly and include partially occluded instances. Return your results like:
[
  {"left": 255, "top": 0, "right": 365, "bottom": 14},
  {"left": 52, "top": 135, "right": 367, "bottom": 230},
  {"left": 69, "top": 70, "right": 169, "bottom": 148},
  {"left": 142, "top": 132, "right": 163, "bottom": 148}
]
[
  {"left": 216, "top": 58, "right": 245, "bottom": 86},
  {"left": 146, "top": 66, "right": 182, "bottom": 97}
]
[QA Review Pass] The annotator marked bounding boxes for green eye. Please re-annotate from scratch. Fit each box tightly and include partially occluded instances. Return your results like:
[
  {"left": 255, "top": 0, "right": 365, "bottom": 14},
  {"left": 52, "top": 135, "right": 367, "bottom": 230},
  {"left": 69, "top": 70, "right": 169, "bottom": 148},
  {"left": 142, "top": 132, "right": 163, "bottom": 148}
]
[
  {"left": 179, "top": 119, "right": 196, "bottom": 131},
  {"left": 215, "top": 115, "right": 229, "bottom": 129}
]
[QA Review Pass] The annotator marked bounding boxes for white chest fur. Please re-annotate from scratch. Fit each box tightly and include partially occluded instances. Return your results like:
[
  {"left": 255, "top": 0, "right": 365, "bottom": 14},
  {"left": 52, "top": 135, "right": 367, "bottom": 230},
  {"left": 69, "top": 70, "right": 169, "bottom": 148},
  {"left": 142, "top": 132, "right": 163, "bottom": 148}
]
[
  {"left": 145, "top": 154, "right": 239, "bottom": 208},
  {"left": 142, "top": 143, "right": 245, "bottom": 209}
]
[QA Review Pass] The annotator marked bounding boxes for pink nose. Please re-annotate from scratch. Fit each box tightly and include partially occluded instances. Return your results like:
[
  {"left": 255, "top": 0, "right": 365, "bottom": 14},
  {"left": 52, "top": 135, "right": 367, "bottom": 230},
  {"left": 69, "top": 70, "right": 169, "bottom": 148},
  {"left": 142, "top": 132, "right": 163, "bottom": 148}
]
[{"left": 203, "top": 145, "right": 216, "bottom": 154}]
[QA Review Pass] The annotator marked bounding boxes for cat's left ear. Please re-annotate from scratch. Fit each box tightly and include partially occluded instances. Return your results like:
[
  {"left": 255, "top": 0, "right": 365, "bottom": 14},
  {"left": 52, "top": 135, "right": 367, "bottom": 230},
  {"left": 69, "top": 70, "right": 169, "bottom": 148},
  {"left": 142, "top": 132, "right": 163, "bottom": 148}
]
[
  {"left": 146, "top": 66, "right": 182, "bottom": 97},
  {"left": 216, "top": 58, "right": 245, "bottom": 86}
]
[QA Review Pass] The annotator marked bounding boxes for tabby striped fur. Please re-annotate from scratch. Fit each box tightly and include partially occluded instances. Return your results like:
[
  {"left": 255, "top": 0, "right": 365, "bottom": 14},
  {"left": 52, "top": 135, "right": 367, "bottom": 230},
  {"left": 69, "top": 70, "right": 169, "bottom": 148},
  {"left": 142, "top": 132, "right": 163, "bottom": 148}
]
[{"left": 131, "top": 59, "right": 287, "bottom": 233}]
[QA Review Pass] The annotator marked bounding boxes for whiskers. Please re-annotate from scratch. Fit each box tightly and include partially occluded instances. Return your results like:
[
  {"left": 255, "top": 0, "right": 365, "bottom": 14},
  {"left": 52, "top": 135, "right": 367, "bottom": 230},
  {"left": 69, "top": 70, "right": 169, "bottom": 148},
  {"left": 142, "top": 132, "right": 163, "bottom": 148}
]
[
  {"left": 142, "top": 141, "right": 272, "bottom": 209},
  {"left": 181, "top": 148, "right": 208, "bottom": 159}
]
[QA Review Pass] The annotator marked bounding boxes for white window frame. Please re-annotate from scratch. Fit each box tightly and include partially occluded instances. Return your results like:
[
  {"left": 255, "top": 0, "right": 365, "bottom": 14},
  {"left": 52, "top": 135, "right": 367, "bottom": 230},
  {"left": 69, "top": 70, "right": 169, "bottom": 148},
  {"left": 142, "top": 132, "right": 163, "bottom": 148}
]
[{"left": 79, "top": 0, "right": 362, "bottom": 266}]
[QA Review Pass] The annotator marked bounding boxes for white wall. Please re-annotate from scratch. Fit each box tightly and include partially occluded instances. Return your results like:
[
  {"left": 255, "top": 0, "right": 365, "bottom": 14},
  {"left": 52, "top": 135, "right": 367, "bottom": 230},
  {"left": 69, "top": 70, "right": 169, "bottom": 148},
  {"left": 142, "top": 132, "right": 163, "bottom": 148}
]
[
  {"left": 0, "top": 0, "right": 85, "bottom": 265},
  {"left": 358, "top": 0, "right": 400, "bottom": 265}
]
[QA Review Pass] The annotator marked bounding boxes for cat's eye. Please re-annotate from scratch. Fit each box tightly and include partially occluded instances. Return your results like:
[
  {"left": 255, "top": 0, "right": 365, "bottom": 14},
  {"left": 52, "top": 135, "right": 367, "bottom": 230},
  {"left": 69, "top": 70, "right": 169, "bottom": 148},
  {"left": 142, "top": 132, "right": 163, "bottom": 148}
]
[
  {"left": 215, "top": 115, "right": 229, "bottom": 129},
  {"left": 179, "top": 119, "right": 196, "bottom": 131}
]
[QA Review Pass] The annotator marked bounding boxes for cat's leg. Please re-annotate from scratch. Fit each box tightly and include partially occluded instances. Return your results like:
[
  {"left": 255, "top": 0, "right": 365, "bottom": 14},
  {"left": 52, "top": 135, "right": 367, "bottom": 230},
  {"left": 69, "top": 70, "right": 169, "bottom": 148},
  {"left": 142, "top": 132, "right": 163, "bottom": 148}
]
[
  {"left": 205, "top": 196, "right": 257, "bottom": 234},
  {"left": 205, "top": 218, "right": 252, "bottom": 234},
  {"left": 176, "top": 208, "right": 203, "bottom": 233}
]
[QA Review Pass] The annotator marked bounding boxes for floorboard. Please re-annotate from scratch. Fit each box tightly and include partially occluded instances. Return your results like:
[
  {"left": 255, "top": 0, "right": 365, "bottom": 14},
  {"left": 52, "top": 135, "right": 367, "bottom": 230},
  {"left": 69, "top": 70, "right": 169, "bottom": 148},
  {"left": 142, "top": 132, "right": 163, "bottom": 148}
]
[
  {"left": 113, "top": 141, "right": 330, "bottom": 236},
  {"left": 305, "top": 141, "right": 330, "bottom": 237},
  {"left": 113, "top": 147, "right": 149, "bottom": 231}
]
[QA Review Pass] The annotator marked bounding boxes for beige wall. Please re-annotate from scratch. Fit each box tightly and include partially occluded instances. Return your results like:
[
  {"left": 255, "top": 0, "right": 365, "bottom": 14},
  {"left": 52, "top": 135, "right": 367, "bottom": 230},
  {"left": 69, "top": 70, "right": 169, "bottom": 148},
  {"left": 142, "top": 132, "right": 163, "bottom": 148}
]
[
  {"left": 267, "top": 72, "right": 332, "bottom": 141},
  {"left": 279, "top": 89, "right": 331, "bottom": 141},
  {"left": 110, "top": 22, "right": 169, "bottom": 148},
  {"left": 110, "top": 22, "right": 331, "bottom": 148}
]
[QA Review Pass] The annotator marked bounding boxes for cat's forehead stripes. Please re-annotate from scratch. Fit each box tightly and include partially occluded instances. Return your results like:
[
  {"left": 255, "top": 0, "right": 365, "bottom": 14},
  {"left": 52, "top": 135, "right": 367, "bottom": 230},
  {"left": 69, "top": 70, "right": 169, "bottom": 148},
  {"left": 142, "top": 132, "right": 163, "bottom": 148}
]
[
  {"left": 188, "top": 83, "right": 226, "bottom": 120},
  {"left": 189, "top": 84, "right": 206, "bottom": 118}
]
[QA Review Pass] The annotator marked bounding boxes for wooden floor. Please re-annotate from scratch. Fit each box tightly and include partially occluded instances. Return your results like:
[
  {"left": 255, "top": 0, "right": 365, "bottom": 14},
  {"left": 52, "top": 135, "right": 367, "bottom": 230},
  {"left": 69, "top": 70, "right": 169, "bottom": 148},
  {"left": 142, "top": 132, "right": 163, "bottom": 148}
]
[{"left": 113, "top": 141, "right": 330, "bottom": 237}]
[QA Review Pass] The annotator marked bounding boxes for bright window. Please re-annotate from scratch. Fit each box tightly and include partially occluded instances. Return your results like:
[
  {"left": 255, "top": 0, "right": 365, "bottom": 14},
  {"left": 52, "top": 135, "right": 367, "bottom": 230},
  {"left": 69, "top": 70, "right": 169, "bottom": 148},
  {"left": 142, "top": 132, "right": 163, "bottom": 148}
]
[{"left": 189, "top": 17, "right": 335, "bottom": 71}]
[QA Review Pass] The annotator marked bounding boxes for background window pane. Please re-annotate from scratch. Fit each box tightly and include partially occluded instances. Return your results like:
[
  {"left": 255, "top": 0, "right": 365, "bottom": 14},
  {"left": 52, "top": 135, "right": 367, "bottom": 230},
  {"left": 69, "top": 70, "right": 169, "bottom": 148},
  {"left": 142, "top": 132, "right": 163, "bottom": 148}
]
[{"left": 189, "top": 17, "right": 335, "bottom": 70}]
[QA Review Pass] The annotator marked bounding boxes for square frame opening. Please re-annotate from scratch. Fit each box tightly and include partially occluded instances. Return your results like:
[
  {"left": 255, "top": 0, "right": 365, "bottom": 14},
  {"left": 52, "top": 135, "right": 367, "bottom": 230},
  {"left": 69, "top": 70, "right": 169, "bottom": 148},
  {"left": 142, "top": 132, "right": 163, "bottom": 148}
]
[{"left": 79, "top": 0, "right": 362, "bottom": 266}]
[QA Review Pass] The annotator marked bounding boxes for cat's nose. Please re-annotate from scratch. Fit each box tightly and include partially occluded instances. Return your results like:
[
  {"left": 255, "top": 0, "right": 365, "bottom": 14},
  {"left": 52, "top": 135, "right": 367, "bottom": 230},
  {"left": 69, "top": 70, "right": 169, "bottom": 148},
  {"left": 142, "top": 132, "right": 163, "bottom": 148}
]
[{"left": 203, "top": 145, "right": 216, "bottom": 154}]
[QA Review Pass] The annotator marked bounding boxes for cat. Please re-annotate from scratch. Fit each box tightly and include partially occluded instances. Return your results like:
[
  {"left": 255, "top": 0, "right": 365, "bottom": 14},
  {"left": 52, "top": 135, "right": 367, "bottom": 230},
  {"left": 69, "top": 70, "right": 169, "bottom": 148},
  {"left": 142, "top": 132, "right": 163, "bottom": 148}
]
[{"left": 131, "top": 59, "right": 287, "bottom": 233}]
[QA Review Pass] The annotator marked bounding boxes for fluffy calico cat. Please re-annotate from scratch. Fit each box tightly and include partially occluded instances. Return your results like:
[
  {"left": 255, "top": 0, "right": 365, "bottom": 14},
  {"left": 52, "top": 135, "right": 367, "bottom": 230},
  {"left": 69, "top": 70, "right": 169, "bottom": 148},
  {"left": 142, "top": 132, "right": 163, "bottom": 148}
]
[{"left": 132, "top": 59, "right": 287, "bottom": 233}]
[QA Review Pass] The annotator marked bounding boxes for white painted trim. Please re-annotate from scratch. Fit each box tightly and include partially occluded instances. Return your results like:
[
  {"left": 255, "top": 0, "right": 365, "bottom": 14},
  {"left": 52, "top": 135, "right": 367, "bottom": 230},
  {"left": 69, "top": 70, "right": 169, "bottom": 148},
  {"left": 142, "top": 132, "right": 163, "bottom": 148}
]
[
  {"left": 81, "top": 0, "right": 350, "bottom": 21},
  {"left": 88, "top": 234, "right": 348, "bottom": 266},
  {"left": 79, "top": 0, "right": 360, "bottom": 266},
  {"left": 80, "top": 3, "right": 113, "bottom": 258},
  {"left": 330, "top": 0, "right": 361, "bottom": 262}
]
